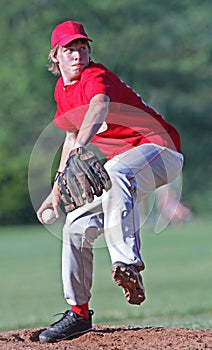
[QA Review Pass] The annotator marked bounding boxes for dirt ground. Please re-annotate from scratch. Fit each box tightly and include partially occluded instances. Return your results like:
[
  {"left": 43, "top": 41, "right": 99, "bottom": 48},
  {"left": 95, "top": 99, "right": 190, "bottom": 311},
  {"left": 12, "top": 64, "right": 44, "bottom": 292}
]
[{"left": 0, "top": 325, "right": 211, "bottom": 350}]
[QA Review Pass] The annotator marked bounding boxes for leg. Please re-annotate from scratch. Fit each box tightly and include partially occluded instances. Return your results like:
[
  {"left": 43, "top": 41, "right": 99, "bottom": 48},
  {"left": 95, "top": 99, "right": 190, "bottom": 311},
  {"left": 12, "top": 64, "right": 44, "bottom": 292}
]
[
  {"left": 62, "top": 206, "right": 104, "bottom": 306},
  {"left": 103, "top": 144, "right": 183, "bottom": 303},
  {"left": 102, "top": 169, "right": 144, "bottom": 268},
  {"left": 39, "top": 203, "right": 103, "bottom": 343},
  {"left": 103, "top": 144, "right": 183, "bottom": 262}
]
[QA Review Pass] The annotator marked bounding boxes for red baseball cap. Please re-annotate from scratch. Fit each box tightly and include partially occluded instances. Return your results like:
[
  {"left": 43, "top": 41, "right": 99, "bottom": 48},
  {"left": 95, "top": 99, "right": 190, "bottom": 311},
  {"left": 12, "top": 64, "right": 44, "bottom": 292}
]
[{"left": 51, "top": 21, "right": 93, "bottom": 49}]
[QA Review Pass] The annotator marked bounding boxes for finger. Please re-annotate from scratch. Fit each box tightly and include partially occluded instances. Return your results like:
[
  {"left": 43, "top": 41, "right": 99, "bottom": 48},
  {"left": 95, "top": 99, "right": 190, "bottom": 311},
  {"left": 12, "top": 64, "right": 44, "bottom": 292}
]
[
  {"left": 76, "top": 172, "right": 94, "bottom": 203},
  {"left": 37, "top": 206, "right": 48, "bottom": 224},
  {"left": 37, "top": 210, "right": 45, "bottom": 224},
  {"left": 74, "top": 156, "right": 103, "bottom": 196},
  {"left": 94, "top": 161, "right": 112, "bottom": 191},
  {"left": 57, "top": 173, "right": 79, "bottom": 212},
  {"left": 52, "top": 192, "right": 61, "bottom": 219},
  {"left": 52, "top": 203, "right": 60, "bottom": 219},
  {"left": 36, "top": 193, "right": 54, "bottom": 224},
  {"left": 66, "top": 174, "right": 85, "bottom": 206},
  {"left": 64, "top": 165, "right": 85, "bottom": 206}
]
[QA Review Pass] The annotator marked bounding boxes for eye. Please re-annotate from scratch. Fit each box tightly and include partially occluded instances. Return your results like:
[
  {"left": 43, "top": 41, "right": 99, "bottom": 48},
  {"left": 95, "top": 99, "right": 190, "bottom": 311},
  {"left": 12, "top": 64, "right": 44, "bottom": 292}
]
[
  {"left": 64, "top": 47, "right": 74, "bottom": 53},
  {"left": 64, "top": 45, "right": 87, "bottom": 54},
  {"left": 79, "top": 46, "right": 87, "bottom": 52}
]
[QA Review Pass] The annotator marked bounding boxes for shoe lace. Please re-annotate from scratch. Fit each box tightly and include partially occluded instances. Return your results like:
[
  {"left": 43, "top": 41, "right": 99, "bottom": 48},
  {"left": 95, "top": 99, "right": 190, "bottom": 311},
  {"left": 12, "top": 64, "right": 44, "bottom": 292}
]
[
  {"left": 50, "top": 309, "right": 93, "bottom": 331},
  {"left": 50, "top": 310, "right": 74, "bottom": 330}
]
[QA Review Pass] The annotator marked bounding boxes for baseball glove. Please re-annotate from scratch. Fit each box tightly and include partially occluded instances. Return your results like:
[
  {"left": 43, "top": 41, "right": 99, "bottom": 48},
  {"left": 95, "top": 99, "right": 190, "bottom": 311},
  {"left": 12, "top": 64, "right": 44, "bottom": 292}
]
[{"left": 56, "top": 147, "right": 112, "bottom": 213}]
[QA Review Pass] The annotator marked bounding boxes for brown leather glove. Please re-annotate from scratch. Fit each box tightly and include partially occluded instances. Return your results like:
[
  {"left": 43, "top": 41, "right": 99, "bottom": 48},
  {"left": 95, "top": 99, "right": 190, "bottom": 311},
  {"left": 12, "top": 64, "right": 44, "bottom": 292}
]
[{"left": 56, "top": 147, "right": 112, "bottom": 213}]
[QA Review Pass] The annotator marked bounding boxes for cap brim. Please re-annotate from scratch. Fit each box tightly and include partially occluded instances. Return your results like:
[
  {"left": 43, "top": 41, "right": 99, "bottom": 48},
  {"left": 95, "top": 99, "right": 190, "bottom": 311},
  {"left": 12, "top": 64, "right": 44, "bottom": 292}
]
[{"left": 57, "top": 34, "right": 93, "bottom": 47}]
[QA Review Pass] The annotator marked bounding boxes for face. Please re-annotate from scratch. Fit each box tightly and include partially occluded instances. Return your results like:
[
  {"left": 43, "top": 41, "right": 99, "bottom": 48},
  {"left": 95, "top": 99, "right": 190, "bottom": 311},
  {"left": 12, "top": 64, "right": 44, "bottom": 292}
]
[{"left": 55, "top": 40, "right": 90, "bottom": 84}]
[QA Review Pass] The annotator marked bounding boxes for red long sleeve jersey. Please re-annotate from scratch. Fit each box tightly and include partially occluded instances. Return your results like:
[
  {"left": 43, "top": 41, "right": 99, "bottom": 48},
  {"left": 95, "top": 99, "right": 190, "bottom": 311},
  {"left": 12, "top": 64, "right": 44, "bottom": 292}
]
[{"left": 54, "top": 62, "right": 182, "bottom": 159}]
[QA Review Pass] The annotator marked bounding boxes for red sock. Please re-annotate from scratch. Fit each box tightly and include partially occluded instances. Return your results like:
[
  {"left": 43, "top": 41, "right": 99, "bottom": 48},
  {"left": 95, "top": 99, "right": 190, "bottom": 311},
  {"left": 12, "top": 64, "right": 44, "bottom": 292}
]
[{"left": 71, "top": 302, "right": 89, "bottom": 319}]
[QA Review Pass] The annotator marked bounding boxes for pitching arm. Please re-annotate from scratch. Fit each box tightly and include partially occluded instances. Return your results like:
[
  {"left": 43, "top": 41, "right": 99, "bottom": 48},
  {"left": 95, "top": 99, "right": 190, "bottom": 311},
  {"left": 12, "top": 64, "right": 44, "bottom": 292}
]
[{"left": 73, "top": 93, "right": 110, "bottom": 149}]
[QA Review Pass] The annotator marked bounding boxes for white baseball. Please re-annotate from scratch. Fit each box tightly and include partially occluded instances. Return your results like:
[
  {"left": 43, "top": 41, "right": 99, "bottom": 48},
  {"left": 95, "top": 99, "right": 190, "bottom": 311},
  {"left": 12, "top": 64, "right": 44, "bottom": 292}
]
[{"left": 42, "top": 208, "right": 56, "bottom": 224}]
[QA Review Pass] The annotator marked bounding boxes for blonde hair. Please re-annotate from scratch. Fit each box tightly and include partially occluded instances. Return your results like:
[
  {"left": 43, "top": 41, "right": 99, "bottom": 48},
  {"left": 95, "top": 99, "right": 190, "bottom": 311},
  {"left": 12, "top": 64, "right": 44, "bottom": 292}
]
[
  {"left": 47, "top": 40, "right": 91, "bottom": 76},
  {"left": 47, "top": 45, "right": 60, "bottom": 76}
]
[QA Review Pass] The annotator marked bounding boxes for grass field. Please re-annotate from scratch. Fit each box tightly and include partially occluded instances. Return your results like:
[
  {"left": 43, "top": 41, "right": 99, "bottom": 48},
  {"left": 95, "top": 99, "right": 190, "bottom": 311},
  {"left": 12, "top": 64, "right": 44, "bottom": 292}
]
[{"left": 0, "top": 215, "right": 211, "bottom": 331}]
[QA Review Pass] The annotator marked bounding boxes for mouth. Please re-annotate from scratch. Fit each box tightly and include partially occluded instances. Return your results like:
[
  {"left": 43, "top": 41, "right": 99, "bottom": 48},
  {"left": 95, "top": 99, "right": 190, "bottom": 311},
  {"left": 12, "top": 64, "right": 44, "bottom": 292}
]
[{"left": 72, "top": 63, "right": 83, "bottom": 67}]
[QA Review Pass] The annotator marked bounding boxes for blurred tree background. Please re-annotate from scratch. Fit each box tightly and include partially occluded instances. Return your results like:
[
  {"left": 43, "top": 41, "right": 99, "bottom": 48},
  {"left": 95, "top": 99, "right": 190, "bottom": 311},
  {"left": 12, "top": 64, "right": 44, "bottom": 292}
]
[{"left": 0, "top": 0, "right": 211, "bottom": 225}]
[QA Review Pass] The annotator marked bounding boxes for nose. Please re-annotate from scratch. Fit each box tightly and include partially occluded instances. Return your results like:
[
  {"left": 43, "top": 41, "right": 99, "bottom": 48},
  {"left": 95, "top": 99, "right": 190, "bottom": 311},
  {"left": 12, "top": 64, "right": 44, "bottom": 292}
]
[{"left": 74, "top": 50, "right": 81, "bottom": 61}]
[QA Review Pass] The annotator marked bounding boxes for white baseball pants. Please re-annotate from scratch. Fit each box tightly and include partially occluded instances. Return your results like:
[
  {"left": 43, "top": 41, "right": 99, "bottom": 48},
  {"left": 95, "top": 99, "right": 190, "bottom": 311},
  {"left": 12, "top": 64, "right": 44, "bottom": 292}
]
[{"left": 62, "top": 144, "right": 184, "bottom": 305}]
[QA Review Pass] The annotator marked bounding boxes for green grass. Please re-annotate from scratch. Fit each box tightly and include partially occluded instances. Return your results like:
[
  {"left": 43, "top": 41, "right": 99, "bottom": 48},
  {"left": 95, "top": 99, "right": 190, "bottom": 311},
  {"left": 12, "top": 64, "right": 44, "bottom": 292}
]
[{"left": 0, "top": 216, "right": 211, "bottom": 331}]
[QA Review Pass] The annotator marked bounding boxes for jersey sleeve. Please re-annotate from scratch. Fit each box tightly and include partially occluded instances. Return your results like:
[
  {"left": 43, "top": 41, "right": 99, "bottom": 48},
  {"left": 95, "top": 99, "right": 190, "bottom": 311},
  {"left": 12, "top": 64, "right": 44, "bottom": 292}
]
[{"left": 81, "top": 63, "right": 121, "bottom": 101}]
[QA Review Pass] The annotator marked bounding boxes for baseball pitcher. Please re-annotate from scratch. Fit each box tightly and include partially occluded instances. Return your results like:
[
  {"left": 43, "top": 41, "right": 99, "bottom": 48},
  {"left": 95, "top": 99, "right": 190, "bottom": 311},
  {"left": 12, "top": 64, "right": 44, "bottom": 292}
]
[{"left": 37, "top": 21, "right": 183, "bottom": 342}]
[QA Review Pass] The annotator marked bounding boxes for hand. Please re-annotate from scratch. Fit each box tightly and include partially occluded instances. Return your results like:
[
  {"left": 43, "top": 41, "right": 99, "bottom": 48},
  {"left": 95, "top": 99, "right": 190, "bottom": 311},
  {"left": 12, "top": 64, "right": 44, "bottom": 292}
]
[
  {"left": 37, "top": 183, "right": 61, "bottom": 224},
  {"left": 57, "top": 147, "right": 112, "bottom": 213}
]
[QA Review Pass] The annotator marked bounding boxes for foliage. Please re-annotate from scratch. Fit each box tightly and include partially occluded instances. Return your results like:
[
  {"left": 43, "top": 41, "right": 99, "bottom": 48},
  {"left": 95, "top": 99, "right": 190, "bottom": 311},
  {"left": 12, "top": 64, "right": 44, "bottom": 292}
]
[{"left": 0, "top": 0, "right": 211, "bottom": 224}]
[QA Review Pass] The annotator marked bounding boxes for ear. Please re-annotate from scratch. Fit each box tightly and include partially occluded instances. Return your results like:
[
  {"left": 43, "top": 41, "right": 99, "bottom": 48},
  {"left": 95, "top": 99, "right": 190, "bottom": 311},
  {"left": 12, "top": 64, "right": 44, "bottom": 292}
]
[{"left": 49, "top": 50, "right": 58, "bottom": 63}]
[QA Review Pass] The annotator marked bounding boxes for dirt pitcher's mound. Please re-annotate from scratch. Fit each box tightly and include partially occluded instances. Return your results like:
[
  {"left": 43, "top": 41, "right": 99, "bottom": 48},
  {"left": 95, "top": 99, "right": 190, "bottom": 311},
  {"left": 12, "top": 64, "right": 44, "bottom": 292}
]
[{"left": 0, "top": 325, "right": 211, "bottom": 350}]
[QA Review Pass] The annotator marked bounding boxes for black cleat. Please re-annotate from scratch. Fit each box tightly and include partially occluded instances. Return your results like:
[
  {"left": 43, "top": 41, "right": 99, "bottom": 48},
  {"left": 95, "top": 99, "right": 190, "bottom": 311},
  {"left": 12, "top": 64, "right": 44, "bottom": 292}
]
[
  {"left": 39, "top": 310, "right": 94, "bottom": 342},
  {"left": 112, "top": 263, "right": 145, "bottom": 305}
]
